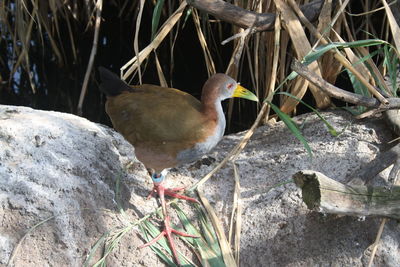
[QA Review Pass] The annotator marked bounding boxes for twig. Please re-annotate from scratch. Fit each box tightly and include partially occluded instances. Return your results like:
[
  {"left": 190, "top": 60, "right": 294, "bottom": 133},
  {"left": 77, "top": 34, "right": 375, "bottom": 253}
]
[
  {"left": 345, "top": 0, "right": 397, "bottom": 16},
  {"left": 121, "top": 1, "right": 187, "bottom": 80},
  {"left": 134, "top": 0, "right": 145, "bottom": 84},
  {"left": 287, "top": 0, "right": 388, "bottom": 105},
  {"left": 367, "top": 218, "right": 387, "bottom": 267},
  {"left": 77, "top": 0, "right": 103, "bottom": 116},
  {"left": 367, "top": 158, "right": 400, "bottom": 266},
  {"left": 188, "top": 98, "right": 270, "bottom": 191},
  {"left": 221, "top": 28, "right": 252, "bottom": 45},
  {"left": 291, "top": 60, "right": 400, "bottom": 109},
  {"left": 187, "top": 0, "right": 331, "bottom": 33}
]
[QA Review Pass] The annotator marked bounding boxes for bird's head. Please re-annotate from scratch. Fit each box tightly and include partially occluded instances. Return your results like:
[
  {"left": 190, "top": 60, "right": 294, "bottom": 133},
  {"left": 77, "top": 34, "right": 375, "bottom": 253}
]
[{"left": 202, "top": 73, "right": 258, "bottom": 102}]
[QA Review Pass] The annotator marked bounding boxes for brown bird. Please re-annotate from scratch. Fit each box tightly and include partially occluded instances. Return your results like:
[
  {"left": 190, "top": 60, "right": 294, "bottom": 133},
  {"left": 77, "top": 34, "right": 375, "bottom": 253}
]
[{"left": 99, "top": 67, "right": 258, "bottom": 265}]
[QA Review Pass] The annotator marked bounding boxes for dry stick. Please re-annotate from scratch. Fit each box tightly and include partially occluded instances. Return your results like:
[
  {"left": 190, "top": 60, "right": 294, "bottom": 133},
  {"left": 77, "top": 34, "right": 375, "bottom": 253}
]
[
  {"left": 287, "top": 0, "right": 389, "bottom": 106},
  {"left": 293, "top": 58, "right": 400, "bottom": 265},
  {"left": 189, "top": 100, "right": 270, "bottom": 191},
  {"left": 263, "top": 11, "right": 282, "bottom": 123},
  {"left": 232, "top": 163, "right": 242, "bottom": 266},
  {"left": 293, "top": 170, "right": 400, "bottom": 219},
  {"left": 187, "top": 0, "right": 329, "bottom": 33},
  {"left": 121, "top": 1, "right": 187, "bottom": 80},
  {"left": 329, "top": 21, "right": 374, "bottom": 88},
  {"left": 225, "top": 28, "right": 248, "bottom": 129},
  {"left": 367, "top": 159, "right": 400, "bottom": 267},
  {"left": 221, "top": 28, "right": 251, "bottom": 45},
  {"left": 134, "top": 0, "right": 145, "bottom": 84},
  {"left": 77, "top": 0, "right": 103, "bottom": 116},
  {"left": 367, "top": 218, "right": 387, "bottom": 267},
  {"left": 346, "top": 0, "right": 397, "bottom": 16},
  {"left": 154, "top": 52, "right": 168, "bottom": 87},
  {"left": 192, "top": 8, "right": 216, "bottom": 75},
  {"left": 275, "top": 0, "right": 331, "bottom": 111},
  {"left": 381, "top": 0, "right": 400, "bottom": 53},
  {"left": 291, "top": 60, "right": 400, "bottom": 109},
  {"left": 197, "top": 190, "right": 237, "bottom": 267}
]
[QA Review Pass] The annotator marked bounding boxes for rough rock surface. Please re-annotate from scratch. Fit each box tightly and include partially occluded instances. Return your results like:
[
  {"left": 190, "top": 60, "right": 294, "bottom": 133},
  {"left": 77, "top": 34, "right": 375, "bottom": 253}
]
[{"left": 0, "top": 104, "right": 399, "bottom": 266}]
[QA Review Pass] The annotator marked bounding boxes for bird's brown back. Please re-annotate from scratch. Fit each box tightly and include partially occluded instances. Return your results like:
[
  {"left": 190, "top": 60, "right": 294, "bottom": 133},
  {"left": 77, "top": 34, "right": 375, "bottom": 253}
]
[{"left": 105, "top": 84, "right": 217, "bottom": 171}]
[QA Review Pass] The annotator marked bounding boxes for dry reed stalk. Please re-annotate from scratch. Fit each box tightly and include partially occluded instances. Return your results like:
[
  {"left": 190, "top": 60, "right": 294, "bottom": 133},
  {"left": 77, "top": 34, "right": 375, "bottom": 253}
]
[
  {"left": 225, "top": 27, "right": 249, "bottom": 130},
  {"left": 191, "top": 92, "right": 268, "bottom": 191},
  {"left": 333, "top": 32, "right": 374, "bottom": 87},
  {"left": 154, "top": 51, "right": 168, "bottom": 87},
  {"left": 133, "top": 0, "right": 145, "bottom": 84},
  {"left": 381, "top": 0, "right": 400, "bottom": 54},
  {"left": 275, "top": 0, "right": 331, "bottom": 113},
  {"left": 192, "top": 8, "right": 216, "bottom": 76},
  {"left": 279, "top": 32, "right": 290, "bottom": 105},
  {"left": 77, "top": 0, "right": 103, "bottom": 115},
  {"left": 232, "top": 163, "right": 242, "bottom": 265},
  {"left": 357, "top": 46, "right": 393, "bottom": 94},
  {"left": 253, "top": 0, "right": 263, "bottom": 100},
  {"left": 367, "top": 150, "right": 400, "bottom": 266},
  {"left": 263, "top": 10, "right": 281, "bottom": 123},
  {"left": 289, "top": 0, "right": 389, "bottom": 105},
  {"left": 197, "top": 190, "right": 237, "bottom": 267},
  {"left": 317, "top": 0, "right": 342, "bottom": 84},
  {"left": 121, "top": 1, "right": 187, "bottom": 80}
]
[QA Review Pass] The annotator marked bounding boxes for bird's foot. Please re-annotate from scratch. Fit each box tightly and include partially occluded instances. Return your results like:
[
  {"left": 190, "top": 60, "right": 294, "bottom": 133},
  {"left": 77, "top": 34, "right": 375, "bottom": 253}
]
[
  {"left": 147, "top": 182, "right": 199, "bottom": 203},
  {"left": 139, "top": 215, "right": 198, "bottom": 265}
]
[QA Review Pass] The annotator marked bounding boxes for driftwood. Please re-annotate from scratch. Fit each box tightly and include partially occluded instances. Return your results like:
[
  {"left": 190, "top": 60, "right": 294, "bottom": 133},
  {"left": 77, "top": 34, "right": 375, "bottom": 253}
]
[
  {"left": 293, "top": 170, "right": 400, "bottom": 219},
  {"left": 187, "top": 0, "right": 331, "bottom": 32},
  {"left": 291, "top": 59, "right": 400, "bottom": 184}
]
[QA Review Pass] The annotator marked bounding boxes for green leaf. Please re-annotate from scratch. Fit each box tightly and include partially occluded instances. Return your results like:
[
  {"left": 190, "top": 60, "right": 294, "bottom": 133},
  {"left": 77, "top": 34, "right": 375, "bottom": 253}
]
[
  {"left": 182, "top": 7, "right": 193, "bottom": 28},
  {"left": 140, "top": 218, "right": 196, "bottom": 266},
  {"left": 151, "top": 0, "right": 165, "bottom": 41},
  {"left": 139, "top": 222, "right": 178, "bottom": 266},
  {"left": 173, "top": 204, "right": 226, "bottom": 267},
  {"left": 84, "top": 231, "right": 109, "bottom": 267},
  {"left": 288, "top": 39, "right": 389, "bottom": 80},
  {"left": 276, "top": 92, "right": 342, "bottom": 136},
  {"left": 195, "top": 205, "right": 222, "bottom": 258},
  {"left": 266, "top": 101, "right": 312, "bottom": 157},
  {"left": 383, "top": 46, "right": 400, "bottom": 96}
]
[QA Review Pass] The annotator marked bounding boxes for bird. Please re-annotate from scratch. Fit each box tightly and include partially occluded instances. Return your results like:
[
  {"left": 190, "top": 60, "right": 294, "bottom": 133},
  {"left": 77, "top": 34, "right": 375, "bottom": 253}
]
[{"left": 98, "top": 67, "right": 258, "bottom": 265}]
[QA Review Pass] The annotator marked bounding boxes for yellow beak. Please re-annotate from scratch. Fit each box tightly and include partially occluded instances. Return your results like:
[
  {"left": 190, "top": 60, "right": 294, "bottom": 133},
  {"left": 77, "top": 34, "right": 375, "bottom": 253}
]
[{"left": 232, "top": 84, "right": 259, "bottom": 102}]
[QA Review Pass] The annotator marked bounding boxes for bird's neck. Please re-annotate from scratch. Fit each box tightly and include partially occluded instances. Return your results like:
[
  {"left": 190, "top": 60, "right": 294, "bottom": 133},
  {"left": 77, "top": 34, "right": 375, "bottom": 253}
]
[
  {"left": 201, "top": 93, "right": 226, "bottom": 141},
  {"left": 201, "top": 85, "right": 220, "bottom": 119}
]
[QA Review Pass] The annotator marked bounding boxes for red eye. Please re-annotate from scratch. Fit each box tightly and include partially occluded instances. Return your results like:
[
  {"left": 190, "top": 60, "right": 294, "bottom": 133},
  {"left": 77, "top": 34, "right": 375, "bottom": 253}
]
[{"left": 227, "top": 83, "right": 234, "bottom": 90}]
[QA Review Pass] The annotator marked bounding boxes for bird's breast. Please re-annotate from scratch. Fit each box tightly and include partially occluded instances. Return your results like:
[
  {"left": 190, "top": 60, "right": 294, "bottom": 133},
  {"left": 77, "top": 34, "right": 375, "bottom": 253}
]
[{"left": 176, "top": 103, "right": 226, "bottom": 165}]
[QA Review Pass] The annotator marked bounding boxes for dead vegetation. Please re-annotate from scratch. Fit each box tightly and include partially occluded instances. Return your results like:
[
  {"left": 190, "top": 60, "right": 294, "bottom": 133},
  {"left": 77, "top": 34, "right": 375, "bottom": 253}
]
[{"left": 2, "top": 0, "right": 400, "bottom": 266}]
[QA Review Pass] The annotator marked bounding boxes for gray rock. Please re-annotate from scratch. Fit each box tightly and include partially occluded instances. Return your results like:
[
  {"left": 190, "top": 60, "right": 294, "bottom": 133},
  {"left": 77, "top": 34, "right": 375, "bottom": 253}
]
[{"left": 0, "top": 105, "right": 399, "bottom": 266}]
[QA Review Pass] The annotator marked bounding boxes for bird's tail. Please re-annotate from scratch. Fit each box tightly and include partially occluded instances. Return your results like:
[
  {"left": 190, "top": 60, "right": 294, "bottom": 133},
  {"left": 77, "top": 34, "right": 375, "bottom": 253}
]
[{"left": 98, "top": 67, "right": 132, "bottom": 96}]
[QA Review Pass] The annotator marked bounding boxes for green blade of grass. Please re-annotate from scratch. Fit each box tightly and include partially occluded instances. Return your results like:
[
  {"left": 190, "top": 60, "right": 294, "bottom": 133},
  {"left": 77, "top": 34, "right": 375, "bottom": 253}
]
[
  {"left": 266, "top": 100, "right": 312, "bottom": 157},
  {"left": 196, "top": 206, "right": 225, "bottom": 266},
  {"left": 383, "top": 46, "right": 400, "bottom": 96},
  {"left": 84, "top": 231, "right": 110, "bottom": 267},
  {"left": 139, "top": 222, "right": 178, "bottom": 267},
  {"left": 151, "top": 0, "right": 165, "bottom": 40},
  {"left": 140, "top": 218, "right": 196, "bottom": 266},
  {"left": 173, "top": 204, "right": 226, "bottom": 267},
  {"left": 182, "top": 7, "right": 193, "bottom": 28},
  {"left": 92, "top": 224, "right": 136, "bottom": 267},
  {"left": 276, "top": 92, "right": 342, "bottom": 137},
  {"left": 195, "top": 205, "right": 222, "bottom": 259},
  {"left": 288, "top": 39, "right": 389, "bottom": 80}
]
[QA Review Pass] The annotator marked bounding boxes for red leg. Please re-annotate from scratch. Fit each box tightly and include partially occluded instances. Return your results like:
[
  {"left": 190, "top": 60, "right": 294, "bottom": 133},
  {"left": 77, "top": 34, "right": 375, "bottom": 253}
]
[
  {"left": 139, "top": 216, "right": 197, "bottom": 265},
  {"left": 147, "top": 181, "right": 199, "bottom": 203},
  {"left": 141, "top": 182, "right": 198, "bottom": 266}
]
